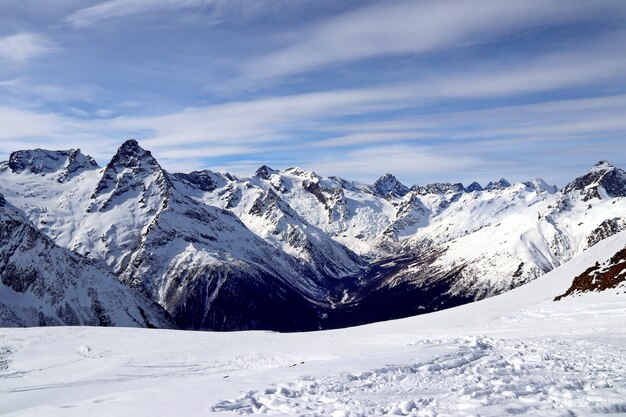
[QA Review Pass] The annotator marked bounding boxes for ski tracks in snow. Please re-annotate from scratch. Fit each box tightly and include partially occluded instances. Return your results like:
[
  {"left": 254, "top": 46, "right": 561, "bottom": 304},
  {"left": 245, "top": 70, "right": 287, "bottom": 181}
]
[{"left": 212, "top": 336, "right": 626, "bottom": 416}]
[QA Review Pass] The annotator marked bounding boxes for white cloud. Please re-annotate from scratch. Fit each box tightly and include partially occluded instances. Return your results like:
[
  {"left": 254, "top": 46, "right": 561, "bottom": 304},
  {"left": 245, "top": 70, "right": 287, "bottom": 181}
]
[
  {"left": 111, "top": 36, "right": 626, "bottom": 157},
  {"left": 313, "top": 132, "right": 429, "bottom": 148},
  {"left": 419, "top": 38, "right": 626, "bottom": 99},
  {"left": 65, "top": 0, "right": 347, "bottom": 28},
  {"left": 0, "top": 77, "right": 98, "bottom": 103},
  {"left": 66, "top": 0, "right": 197, "bottom": 28},
  {"left": 112, "top": 85, "right": 419, "bottom": 148},
  {"left": 0, "top": 106, "right": 132, "bottom": 166},
  {"left": 0, "top": 33, "right": 57, "bottom": 64},
  {"left": 311, "top": 144, "right": 482, "bottom": 183},
  {"left": 0, "top": 107, "right": 65, "bottom": 138},
  {"left": 239, "top": 0, "right": 626, "bottom": 83}
]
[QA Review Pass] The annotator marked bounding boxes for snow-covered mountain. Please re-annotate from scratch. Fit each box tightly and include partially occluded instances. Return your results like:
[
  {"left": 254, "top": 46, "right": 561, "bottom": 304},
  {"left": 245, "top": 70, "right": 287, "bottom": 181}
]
[
  {"left": 8, "top": 148, "right": 98, "bottom": 182},
  {"left": 0, "top": 141, "right": 339, "bottom": 331},
  {"left": 0, "top": 192, "right": 172, "bottom": 328},
  {"left": 0, "top": 140, "right": 624, "bottom": 330}
]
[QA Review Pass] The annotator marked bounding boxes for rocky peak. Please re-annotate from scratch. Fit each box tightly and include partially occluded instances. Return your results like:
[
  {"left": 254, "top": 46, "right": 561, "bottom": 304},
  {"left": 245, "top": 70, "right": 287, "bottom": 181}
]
[
  {"left": 373, "top": 173, "right": 409, "bottom": 198},
  {"left": 107, "top": 139, "right": 156, "bottom": 169},
  {"left": 173, "top": 170, "right": 224, "bottom": 192},
  {"left": 523, "top": 178, "right": 557, "bottom": 194},
  {"left": 561, "top": 160, "right": 626, "bottom": 200},
  {"left": 485, "top": 178, "right": 511, "bottom": 191},
  {"left": 591, "top": 160, "right": 615, "bottom": 172},
  {"left": 284, "top": 166, "right": 314, "bottom": 177},
  {"left": 90, "top": 139, "right": 172, "bottom": 210},
  {"left": 255, "top": 165, "right": 278, "bottom": 180},
  {"left": 465, "top": 181, "right": 483, "bottom": 192},
  {"left": 8, "top": 148, "right": 98, "bottom": 181},
  {"left": 413, "top": 182, "right": 465, "bottom": 195}
]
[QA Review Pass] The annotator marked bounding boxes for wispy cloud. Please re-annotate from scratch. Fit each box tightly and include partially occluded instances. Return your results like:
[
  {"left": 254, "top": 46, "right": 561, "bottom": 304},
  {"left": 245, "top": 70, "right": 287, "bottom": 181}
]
[
  {"left": 0, "top": 33, "right": 57, "bottom": 64},
  {"left": 312, "top": 144, "right": 482, "bottom": 181},
  {"left": 65, "top": 0, "right": 204, "bottom": 28},
  {"left": 0, "top": 106, "right": 67, "bottom": 139},
  {"left": 0, "top": 77, "right": 98, "bottom": 104},
  {"left": 238, "top": 0, "right": 626, "bottom": 84},
  {"left": 0, "top": 106, "right": 130, "bottom": 164},
  {"left": 112, "top": 85, "right": 420, "bottom": 148},
  {"left": 65, "top": 0, "right": 357, "bottom": 28},
  {"left": 112, "top": 34, "right": 626, "bottom": 154}
]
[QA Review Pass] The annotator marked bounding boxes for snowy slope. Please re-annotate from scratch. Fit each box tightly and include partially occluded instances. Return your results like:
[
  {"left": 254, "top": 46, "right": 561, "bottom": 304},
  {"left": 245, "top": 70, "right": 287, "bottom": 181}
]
[
  {"left": 0, "top": 193, "right": 172, "bottom": 328},
  {"left": 1, "top": 231, "right": 625, "bottom": 416},
  {"left": 178, "top": 160, "right": 625, "bottom": 304},
  {"left": 77, "top": 141, "right": 341, "bottom": 330},
  {"left": 0, "top": 149, "right": 102, "bottom": 248},
  {"left": 173, "top": 168, "right": 363, "bottom": 280},
  {"left": 402, "top": 162, "right": 626, "bottom": 298}
]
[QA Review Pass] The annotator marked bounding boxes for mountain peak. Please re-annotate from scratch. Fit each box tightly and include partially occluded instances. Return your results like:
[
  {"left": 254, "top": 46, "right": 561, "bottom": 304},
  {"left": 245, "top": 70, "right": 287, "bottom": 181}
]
[
  {"left": 591, "top": 160, "right": 615, "bottom": 172},
  {"left": 102, "top": 139, "right": 163, "bottom": 175},
  {"left": 122, "top": 138, "right": 140, "bottom": 147},
  {"left": 255, "top": 165, "right": 278, "bottom": 180},
  {"left": 173, "top": 170, "right": 226, "bottom": 192},
  {"left": 7, "top": 148, "right": 98, "bottom": 181},
  {"left": 413, "top": 182, "right": 465, "bottom": 195},
  {"left": 485, "top": 178, "right": 511, "bottom": 191},
  {"left": 90, "top": 140, "right": 171, "bottom": 210},
  {"left": 373, "top": 173, "right": 409, "bottom": 198},
  {"left": 523, "top": 178, "right": 557, "bottom": 194},
  {"left": 284, "top": 166, "right": 316, "bottom": 178},
  {"left": 465, "top": 181, "right": 483, "bottom": 192},
  {"left": 114, "top": 138, "right": 151, "bottom": 160},
  {"left": 562, "top": 160, "right": 625, "bottom": 200}
]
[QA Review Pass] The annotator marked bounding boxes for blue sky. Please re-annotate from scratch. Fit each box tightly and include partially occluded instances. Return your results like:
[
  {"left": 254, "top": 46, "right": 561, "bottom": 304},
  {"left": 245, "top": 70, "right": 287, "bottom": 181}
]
[{"left": 1, "top": 0, "right": 626, "bottom": 187}]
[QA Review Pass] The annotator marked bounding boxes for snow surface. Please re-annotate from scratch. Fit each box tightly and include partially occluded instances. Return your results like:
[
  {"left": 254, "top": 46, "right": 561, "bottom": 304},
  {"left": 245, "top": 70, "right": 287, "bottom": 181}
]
[{"left": 1, "top": 231, "right": 625, "bottom": 416}]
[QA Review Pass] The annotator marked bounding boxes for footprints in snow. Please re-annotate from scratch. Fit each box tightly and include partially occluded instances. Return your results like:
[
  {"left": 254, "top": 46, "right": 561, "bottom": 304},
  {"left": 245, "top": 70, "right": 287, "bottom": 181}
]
[{"left": 212, "top": 337, "right": 626, "bottom": 416}]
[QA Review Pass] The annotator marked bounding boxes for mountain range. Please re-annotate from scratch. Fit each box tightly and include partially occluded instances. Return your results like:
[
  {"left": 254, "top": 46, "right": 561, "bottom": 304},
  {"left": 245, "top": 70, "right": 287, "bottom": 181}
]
[{"left": 1, "top": 139, "right": 625, "bottom": 330}]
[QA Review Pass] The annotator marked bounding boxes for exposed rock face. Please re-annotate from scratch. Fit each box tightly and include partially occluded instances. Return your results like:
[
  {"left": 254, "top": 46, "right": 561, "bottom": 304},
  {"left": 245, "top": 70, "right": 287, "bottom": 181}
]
[
  {"left": 554, "top": 246, "right": 626, "bottom": 300},
  {"left": 586, "top": 218, "right": 626, "bottom": 248},
  {"left": 413, "top": 182, "right": 465, "bottom": 195},
  {"left": 384, "top": 193, "right": 429, "bottom": 239},
  {"left": 523, "top": 178, "right": 558, "bottom": 194},
  {"left": 372, "top": 174, "right": 409, "bottom": 198},
  {"left": 244, "top": 187, "right": 362, "bottom": 280},
  {"left": 302, "top": 178, "right": 347, "bottom": 222},
  {"left": 485, "top": 178, "right": 511, "bottom": 190},
  {"left": 90, "top": 139, "right": 172, "bottom": 212},
  {"left": 173, "top": 170, "right": 225, "bottom": 192},
  {"left": 561, "top": 160, "right": 626, "bottom": 201},
  {"left": 0, "top": 193, "right": 172, "bottom": 328},
  {"left": 465, "top": 182, "right": 483, "bottom": 192},
  {"left": 8, "top": 148, "right": 98, "bottom": 182},
  {"left": 254, "top": 165, "right": 278, "bottom": 180}
]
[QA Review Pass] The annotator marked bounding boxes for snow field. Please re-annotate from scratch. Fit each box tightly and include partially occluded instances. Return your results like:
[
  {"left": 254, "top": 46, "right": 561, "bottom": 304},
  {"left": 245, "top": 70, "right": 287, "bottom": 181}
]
[{"left": 212, "top": 337, "right": 626, "bottom": 417}]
